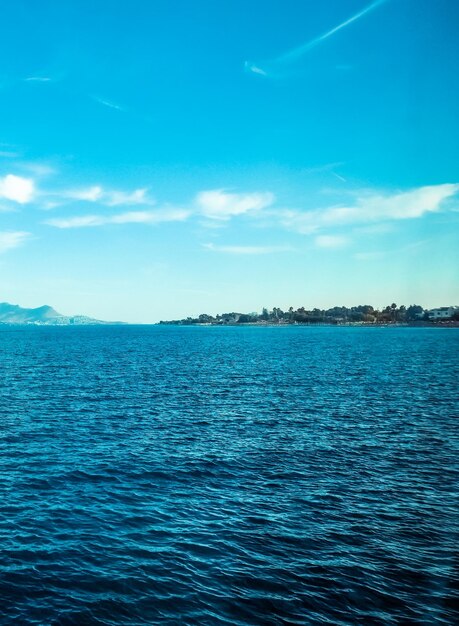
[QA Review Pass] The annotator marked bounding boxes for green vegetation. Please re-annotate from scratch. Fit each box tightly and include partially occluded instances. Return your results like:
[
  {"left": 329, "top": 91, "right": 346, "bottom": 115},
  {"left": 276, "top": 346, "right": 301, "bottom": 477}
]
[{"left": 159, "top": 303, "right": 453, "bottom": 326}]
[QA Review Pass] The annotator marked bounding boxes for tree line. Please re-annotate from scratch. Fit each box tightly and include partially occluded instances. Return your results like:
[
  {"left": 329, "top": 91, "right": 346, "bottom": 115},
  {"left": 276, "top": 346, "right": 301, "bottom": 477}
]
[{"left": 159, "top": 303, "right": 454, "bottom": 325}]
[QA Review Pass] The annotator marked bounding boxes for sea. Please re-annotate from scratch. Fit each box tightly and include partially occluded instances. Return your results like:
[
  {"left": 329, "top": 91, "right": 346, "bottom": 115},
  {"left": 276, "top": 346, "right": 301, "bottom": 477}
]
[{"left": 0, "top": 325, "right": 458, "bottom": 625}]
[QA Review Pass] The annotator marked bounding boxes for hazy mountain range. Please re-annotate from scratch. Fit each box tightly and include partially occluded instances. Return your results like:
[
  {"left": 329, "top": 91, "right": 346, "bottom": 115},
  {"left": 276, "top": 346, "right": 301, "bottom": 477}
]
[{"left": 0, "top": 303, "right": 121, "bottom": 325}]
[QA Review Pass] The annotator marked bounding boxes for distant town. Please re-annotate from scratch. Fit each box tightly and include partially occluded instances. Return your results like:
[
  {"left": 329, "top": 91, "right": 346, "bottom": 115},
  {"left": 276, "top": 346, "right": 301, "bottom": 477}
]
[{"left": 160, "top": 305, "right": 459, "bottom": 326}]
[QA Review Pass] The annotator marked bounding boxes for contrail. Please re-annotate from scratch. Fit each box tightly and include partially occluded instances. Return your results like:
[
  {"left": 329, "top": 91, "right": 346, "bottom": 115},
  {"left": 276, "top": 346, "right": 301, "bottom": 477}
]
[
  {"left": 247, "top": 0, "right": 388, "bottom": 75},
  {"left": 278, "top": 0, "right": 387, "bottom": 64}
]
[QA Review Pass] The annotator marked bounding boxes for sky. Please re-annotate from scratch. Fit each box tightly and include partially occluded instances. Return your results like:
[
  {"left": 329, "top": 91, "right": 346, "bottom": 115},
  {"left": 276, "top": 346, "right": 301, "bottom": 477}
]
[{"left": 0, "top": 0, "right": 458, "bottom": 323}]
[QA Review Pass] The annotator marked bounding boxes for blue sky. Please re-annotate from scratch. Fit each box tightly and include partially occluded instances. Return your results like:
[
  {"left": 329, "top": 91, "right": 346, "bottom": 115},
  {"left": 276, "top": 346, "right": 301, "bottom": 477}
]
[{"left": 0, "top": 0, "right": 458, "bottom": 322}]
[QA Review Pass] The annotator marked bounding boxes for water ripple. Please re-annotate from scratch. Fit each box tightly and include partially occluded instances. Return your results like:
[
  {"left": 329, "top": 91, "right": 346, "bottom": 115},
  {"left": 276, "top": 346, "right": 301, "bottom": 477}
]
[{"left": 0, "top": 326, "right": 458, "bottom": 624}]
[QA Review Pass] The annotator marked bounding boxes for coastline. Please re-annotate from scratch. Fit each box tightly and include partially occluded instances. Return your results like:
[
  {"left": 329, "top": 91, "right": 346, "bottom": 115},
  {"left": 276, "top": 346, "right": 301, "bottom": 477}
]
[{"left": 157, "top": 320, "right": 459, "bottom": 328}]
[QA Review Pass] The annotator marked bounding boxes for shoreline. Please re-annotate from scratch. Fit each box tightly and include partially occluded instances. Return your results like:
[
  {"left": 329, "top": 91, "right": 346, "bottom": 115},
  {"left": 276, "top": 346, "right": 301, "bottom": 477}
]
[{"left": 158, "top": 320, "right": 459, "bottom": 328}]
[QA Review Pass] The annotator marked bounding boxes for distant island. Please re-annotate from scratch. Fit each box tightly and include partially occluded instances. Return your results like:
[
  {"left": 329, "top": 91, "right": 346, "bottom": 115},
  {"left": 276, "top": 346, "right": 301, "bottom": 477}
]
[
  {"left": 160, "top": 304, "right": 459, "bottom": 326},
  {"left": 0, "top": 302, "right": 122, "bottom": 326}
]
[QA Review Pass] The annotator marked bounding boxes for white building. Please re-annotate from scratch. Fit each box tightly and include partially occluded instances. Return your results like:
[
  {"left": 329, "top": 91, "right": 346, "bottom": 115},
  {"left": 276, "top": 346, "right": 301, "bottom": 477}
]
[{"left": 427, "top": 306, "right": 459, "bottom": 319}]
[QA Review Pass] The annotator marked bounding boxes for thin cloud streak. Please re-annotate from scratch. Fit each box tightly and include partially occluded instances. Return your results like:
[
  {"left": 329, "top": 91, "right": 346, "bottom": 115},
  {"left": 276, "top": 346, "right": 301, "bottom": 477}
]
[
  {"left": 0, "top": 231, "right": 31, "bottom": 253},
  {"left": 25, "top": 76, "right": 52, "bottom": 82},
  {"left": 278, "top": 0, "right": 388, "bottom": 64},
  {"left": 92, "top": 96, "right": 126, "bottom": 112},
  {"left": 247, "top": 0, "right": 388, "bottom": 76},
  {"left": 45, "top": 208, "right": 189, "bottom": 229}
]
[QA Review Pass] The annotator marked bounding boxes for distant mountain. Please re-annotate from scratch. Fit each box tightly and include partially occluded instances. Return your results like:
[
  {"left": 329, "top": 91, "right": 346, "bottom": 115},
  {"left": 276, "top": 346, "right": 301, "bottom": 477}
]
[{"left": 0, "top": 302, "right": 123, "bottom": 325}]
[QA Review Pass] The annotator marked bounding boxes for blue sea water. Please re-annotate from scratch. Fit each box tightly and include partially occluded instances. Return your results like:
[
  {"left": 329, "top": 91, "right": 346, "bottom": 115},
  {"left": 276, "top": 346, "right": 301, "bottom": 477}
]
[{"left": 0, "top": 325, "right": 458, "bottom": 625}]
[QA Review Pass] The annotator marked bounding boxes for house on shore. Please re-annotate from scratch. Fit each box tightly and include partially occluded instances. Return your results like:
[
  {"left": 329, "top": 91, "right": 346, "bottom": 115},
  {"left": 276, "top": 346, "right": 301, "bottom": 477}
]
[{"left": 427, "top": 306, "right": 459, "bottom": 320}]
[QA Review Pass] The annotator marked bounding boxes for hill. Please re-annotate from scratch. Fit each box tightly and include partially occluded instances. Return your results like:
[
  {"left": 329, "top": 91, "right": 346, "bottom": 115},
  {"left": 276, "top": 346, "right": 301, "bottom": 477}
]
[{"left": 0, "top": 302, "right": 121, "bottom": 325}]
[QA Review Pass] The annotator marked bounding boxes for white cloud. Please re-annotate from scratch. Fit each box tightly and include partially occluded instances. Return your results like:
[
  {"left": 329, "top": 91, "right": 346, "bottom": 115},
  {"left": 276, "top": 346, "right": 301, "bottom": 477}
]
[
  {"left": 0, "top": 231, "right": 31, "bottom": 253},
  {"left": 315, "top": 235, "right": 349, "bottom": 248},
  {"left": 196, "top": 189, "right": 274, "bottom": 220},
  {"left": 0, "top": 174, "right": 35, "bottom": 204},
  {"left": 66, "top": 186, "right": 103, "bottom": 202},
  {"left": 59, "top": 186, "right": 152, "bottom": 206},
  {"left": 280, "top": 183, "right": 459, "bottom": 234},
  {"left": 47, "top": 215, "right": 104, "bottom": 228},
  {"left": 202, "top": 243, "right": 291, "bottom": 255},
  {"left": 375, "top": 184, "right": 459, "bottom": 218},
  {"left": 110, "top": 209, "right": 188, "bottom": 224},
  {"left": 45, "top": 208, "right": 189, "bottom": 229},
  {"left": 105, "top": 188, "right": 149, "bottom": 206}
]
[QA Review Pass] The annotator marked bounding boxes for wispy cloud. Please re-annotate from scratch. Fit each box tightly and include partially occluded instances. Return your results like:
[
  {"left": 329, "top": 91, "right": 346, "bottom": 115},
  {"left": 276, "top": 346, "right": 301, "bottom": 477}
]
[
  {"left": 110, "top": 209, "right": 188, "bottom": 224},
  {"left": 46, "top": 215, "right": 106, "bottom": 229},
  {"left": 25, "top": 76, "right": 52, "bottom": 82},
  {"left": 246, "top": 0, "right": 388, "bottom": 77},
  {"left": 196, "top": 189, "right": 274, "bottom": 220},
  {"left": 279, "top": 0, "right": 387, "bottom": 64},
  {"left": 105, "top": 188, "right": 150, "bottom": 206},
  {"left": 60, "top": 185, "right": 152, "bottom": 206},
  {"left": 0, "top": 231, "right": 31, "bottom": 253},
  {"left": 315, "top": 234, "right": 349, "bottom": 248},
  {"left": 17, "top": 162, "right": 56, "bottom": 177},
  {"left": 45, "top": 208, "right": 189, "bottom": 229},
  {"left": 0, "top": 174, "right": 35, "bottom": 204},
  {"left": 64, "top": 186, "right": 103, "bottom": 202},
  {"left": 92, "top": 96, "right": 126, "bottom": 112},
  {"left": 202, "top": 243, "right": 292, "bottom": 255},
  {"left": 244, "top": 62, "right": 268, "bottom": 77},
  {"left": 280, "top": 183, "right": 459, "bottom": 234}
]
